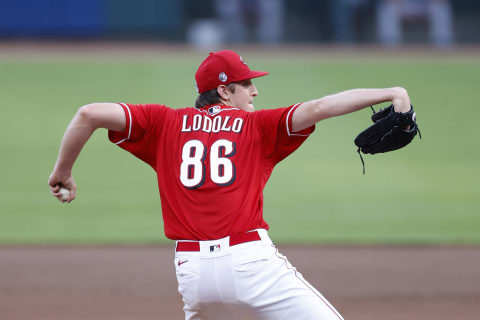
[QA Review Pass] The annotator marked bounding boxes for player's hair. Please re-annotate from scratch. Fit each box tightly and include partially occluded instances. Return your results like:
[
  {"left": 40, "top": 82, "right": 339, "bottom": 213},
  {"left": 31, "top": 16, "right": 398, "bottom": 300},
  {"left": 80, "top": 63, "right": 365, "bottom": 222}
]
[{"left": 195, "top": 83, "right": 236, "bottom": 108}]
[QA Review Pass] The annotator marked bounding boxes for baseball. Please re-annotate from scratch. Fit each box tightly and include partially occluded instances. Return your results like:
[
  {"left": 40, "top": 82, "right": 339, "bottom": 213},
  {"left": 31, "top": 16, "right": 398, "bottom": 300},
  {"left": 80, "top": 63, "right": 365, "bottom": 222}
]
[{"left": 59, "top": 187, "right": 70, "bottom": 202}]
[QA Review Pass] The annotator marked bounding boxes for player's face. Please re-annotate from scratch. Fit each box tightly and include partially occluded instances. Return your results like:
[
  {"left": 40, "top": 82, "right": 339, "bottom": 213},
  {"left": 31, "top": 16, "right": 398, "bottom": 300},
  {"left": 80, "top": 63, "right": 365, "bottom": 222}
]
[{"left": 229, "top": 79, "right": 258, "bottom": 112}]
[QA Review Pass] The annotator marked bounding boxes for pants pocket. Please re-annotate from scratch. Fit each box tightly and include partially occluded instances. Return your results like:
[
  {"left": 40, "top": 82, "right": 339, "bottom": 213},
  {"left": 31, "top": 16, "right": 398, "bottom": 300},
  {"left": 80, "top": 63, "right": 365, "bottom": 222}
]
[
  {"left": 174, "top": 256, "right": 200, "bottom": 308},
  {"left": 231, "top": 245, "right": 275, "bottom": 274}
]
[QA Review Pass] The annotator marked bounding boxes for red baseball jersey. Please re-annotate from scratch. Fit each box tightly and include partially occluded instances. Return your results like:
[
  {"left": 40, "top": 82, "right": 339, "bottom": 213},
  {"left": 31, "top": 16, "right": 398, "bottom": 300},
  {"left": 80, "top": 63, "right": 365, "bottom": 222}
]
[{"left": 109, "top": 103, "right": 315, "bottom": 240}]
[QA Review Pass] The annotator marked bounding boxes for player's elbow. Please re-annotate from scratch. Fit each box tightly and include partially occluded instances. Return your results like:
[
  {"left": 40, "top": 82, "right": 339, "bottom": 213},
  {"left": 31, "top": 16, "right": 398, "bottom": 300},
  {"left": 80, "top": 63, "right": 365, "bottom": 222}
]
[{"left": 77, "top": 103, "right": 103, "bottom": 128}]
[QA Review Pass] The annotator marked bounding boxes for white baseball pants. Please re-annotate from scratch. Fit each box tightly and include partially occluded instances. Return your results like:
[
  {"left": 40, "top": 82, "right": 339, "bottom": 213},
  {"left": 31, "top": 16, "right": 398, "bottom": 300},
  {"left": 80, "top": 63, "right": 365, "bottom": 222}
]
[{"left": 174, "top": 229, "right": 343, "bottom": 320}]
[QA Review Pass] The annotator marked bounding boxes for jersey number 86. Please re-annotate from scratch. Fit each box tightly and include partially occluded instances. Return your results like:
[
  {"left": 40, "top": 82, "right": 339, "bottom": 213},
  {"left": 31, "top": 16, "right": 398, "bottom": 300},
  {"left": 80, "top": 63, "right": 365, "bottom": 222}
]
[{"left": 180, "top": 139, "right": 236, "bottom": 189}]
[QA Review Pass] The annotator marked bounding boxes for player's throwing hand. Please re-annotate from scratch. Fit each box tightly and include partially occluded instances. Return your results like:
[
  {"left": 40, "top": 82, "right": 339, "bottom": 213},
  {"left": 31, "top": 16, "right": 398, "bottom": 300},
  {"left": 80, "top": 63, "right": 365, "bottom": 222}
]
[{"left": 48, "top": 172, "right": 76, "bottom": 203}]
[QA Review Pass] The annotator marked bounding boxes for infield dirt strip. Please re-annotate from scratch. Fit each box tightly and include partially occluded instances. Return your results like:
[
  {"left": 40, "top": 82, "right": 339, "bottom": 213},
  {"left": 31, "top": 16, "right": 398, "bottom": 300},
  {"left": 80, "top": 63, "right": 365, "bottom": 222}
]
[{"left": 0, "top": 247, "right": 479, "bottom": 320}]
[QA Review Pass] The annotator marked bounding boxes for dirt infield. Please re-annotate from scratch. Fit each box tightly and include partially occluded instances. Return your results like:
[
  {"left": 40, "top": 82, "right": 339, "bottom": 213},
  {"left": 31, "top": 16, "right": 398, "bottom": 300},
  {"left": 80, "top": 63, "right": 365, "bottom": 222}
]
[{"left": 1, "top": 246, "right": 479, "bottom": 320}]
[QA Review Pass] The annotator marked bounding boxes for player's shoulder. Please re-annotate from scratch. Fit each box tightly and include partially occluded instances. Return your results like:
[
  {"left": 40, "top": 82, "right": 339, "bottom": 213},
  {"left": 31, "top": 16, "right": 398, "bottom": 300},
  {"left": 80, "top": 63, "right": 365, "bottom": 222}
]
[
  {"left": 123, "top": 103, "right": 171, "bottom": 115},
  {"left": 141, "top": 104, "right": 188, "bottom": 116},
  {"left": 125, "top": 103, "right": 167, "bottom": 109},
  {"left": 250, "top": 105, "right": 294, "bottom": 118},
  {"left": 175, "top": 106, "right": 200, "bottom": 114}
]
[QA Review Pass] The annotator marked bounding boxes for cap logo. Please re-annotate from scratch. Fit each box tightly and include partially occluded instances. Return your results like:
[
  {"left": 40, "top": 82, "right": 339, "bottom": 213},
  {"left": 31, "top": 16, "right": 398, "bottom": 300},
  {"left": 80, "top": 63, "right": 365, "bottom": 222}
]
[
  {"left": 240, "top": 56, "right": 247, "bottom": 66},
  {"left": 218, "top": 72, "right": 228, "bottom": 83}
]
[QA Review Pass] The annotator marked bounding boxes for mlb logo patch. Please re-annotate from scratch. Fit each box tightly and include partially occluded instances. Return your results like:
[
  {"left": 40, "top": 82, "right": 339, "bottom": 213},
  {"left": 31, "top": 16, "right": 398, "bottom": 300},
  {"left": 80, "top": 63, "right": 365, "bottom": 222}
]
[
  {"left": 218, "top": 72, "right": 228, "bottom": 83},
  {"left": 210, "top": 244, "right": 221, "bottom": 252},
  {"left": 208, "top": 105, "right": 221, "bottom": 116}
]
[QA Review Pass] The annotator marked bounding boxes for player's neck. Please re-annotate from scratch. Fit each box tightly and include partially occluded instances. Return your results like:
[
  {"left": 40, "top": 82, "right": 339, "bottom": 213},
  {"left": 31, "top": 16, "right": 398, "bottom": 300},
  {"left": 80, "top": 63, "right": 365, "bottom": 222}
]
[{"left": 219, "top": 98, "right": 232, "bottom": 107}]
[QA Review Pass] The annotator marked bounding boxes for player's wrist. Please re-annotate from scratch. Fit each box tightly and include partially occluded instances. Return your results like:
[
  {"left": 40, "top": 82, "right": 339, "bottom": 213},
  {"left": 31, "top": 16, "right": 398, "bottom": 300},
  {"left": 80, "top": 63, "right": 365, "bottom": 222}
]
[{"left": 51, "top": 165, "right": 72, "bottom": 179}]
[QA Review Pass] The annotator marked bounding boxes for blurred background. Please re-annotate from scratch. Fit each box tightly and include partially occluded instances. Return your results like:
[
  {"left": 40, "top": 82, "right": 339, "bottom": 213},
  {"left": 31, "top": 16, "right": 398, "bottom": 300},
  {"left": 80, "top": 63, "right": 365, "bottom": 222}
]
[{"left": 0, "top": 0, "right": 479, "bottom": 47}]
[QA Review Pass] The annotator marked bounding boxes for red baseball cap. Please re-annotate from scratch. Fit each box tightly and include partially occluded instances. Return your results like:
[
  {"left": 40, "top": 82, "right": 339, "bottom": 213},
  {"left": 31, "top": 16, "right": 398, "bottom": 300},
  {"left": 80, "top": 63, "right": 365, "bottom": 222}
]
[{"left": 195, "top": 50, "right": 269, "bottom": 93}]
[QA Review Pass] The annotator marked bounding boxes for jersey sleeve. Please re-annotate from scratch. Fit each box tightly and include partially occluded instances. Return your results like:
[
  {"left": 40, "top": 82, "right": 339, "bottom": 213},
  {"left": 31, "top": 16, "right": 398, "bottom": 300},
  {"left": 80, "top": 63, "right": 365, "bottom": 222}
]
[
  {"left": 108, "top": 103, "right": 170, "bottom": 169},
  {"left": 254, "top": 103, "right": 315, "bottom": 164}
]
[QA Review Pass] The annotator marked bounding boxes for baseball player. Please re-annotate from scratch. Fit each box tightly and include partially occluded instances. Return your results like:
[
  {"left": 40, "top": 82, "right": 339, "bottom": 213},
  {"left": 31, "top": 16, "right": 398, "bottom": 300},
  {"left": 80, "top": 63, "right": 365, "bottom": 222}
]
[{"left": 48, "top": 50, "right": 412, "bottom": 319}]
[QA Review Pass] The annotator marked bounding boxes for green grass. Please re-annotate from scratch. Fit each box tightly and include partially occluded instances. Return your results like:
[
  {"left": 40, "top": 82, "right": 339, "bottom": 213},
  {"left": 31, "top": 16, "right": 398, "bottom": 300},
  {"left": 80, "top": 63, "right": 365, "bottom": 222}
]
[{"left": 1, "top": 48, "right": 479, "bottom": 245}]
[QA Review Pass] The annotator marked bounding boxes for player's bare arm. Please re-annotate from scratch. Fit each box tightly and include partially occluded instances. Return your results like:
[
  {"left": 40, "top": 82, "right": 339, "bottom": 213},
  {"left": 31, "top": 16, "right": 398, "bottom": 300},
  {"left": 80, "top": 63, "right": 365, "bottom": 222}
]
[
  {"left": 291, "top": 87, "right": 411, "bottom": 132},
  {"left": 48, "top": 103, "right": 125, "bottom": 202}
]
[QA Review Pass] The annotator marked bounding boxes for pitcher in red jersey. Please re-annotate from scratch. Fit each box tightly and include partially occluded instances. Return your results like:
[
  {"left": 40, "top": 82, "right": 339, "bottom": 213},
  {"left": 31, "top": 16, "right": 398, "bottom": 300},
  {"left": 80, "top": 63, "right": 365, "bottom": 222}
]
[{"left": 49, "top": 50, "right": 412, "bottom": 319}]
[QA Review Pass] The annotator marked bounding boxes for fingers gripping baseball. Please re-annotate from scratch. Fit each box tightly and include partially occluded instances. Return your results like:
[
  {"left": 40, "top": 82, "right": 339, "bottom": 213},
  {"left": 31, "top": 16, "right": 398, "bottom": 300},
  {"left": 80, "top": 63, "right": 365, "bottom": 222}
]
[{"left": 48, "top": 173, "right": 77, "bottom": 203}]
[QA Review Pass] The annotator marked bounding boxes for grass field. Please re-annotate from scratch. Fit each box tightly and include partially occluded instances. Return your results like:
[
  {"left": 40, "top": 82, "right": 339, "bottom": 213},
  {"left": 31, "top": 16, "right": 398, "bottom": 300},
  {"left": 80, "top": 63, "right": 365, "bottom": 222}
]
[{"left": 1, "top": 44, "right": 479, "bottom": 245}]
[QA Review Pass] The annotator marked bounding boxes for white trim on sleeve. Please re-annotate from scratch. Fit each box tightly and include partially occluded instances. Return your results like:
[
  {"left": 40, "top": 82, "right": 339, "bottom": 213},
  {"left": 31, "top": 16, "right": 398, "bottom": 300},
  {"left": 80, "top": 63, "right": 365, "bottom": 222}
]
[
  {"left": 115, "top": 103, "right": 133, "bottom": 145},
  {"left": 286, "top": 103, "right": 310, "bottom": 137}
]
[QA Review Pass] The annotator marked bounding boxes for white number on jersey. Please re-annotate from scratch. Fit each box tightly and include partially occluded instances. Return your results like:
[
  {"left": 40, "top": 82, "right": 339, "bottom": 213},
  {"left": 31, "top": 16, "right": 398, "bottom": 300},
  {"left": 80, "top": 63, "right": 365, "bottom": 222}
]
[
  {"left": 210, "top": 139, "right": 236, "bottom": 186},
  {"left": 180, "top": 139, "right": 236, "bottom": 189},
  {"left": 180, "top": 140, "right": 206, "bottom": 189}
]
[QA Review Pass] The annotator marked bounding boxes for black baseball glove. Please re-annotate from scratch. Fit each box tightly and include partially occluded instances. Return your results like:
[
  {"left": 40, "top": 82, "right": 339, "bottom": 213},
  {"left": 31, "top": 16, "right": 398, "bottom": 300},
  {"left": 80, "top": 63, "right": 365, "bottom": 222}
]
[{"left": 354, "top": 104, "right": 421, "bottom": 173}]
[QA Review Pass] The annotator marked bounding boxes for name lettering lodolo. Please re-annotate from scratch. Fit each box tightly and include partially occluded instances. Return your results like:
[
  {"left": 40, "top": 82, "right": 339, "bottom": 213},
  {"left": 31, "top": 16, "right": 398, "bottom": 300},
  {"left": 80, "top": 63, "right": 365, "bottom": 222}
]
[{"left": 181, "top": 115, "right": 243, "bottom": 133}]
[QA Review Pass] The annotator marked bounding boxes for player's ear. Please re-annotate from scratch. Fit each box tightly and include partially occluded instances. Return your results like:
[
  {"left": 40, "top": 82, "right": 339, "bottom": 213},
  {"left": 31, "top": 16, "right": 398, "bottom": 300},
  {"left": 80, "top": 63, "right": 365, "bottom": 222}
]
[{"left": 217, "top": 85, "right": 230, "bottom": 101}]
